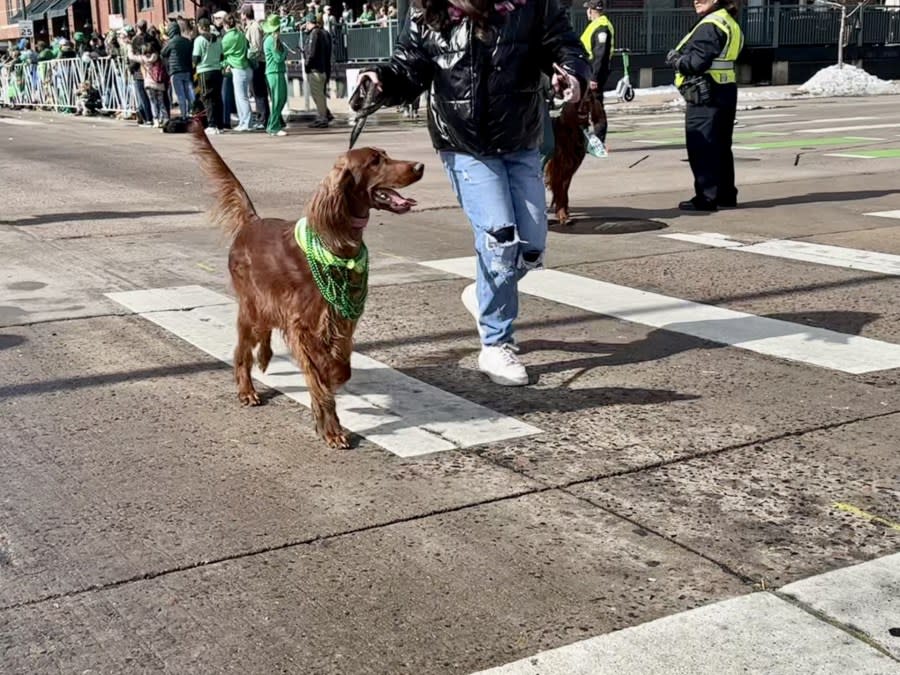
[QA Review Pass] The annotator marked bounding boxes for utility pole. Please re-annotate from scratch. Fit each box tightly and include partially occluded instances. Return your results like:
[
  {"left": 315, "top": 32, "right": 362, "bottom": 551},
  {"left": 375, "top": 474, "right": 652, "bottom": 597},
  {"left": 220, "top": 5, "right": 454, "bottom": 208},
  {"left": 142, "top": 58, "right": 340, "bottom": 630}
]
[{"left": 818, "top": 0, "right": 867, "bottom": 68}]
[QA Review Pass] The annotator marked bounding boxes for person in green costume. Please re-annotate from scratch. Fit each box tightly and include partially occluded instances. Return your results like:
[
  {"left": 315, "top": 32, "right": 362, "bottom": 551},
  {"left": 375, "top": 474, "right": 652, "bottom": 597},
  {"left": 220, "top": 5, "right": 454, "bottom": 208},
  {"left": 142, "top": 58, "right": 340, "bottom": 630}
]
[{"left": 262, "top": 14, "right": 287, "bottom": 137}]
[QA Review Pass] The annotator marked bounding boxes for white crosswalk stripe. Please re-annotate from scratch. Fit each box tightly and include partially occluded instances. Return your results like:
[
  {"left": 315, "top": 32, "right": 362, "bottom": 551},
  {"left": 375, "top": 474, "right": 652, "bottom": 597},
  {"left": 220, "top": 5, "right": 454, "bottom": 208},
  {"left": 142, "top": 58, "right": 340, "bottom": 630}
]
[
  {"left": 105, "top": 286, "right": 541, "bottom": 457},
  {"left": 751, "top": 116, "right": 878, "bottom": 127},
  {"left": 798, "top": 123, "right": 900, "bottom": 134},
  {"left": 660, "top": 232, "right": 900, "bottom": 276},
  {"left": 471, "top": 554, "right": 900, "bottom": 675},
  {"left": 0, "top": 117, "right": 43, "bottom": 126},
  {"left": 866, "top": 210, "right": 900, "bottom": 220},
  {"left": 420, "top": 258, "right": 900, "bottom": 374}
]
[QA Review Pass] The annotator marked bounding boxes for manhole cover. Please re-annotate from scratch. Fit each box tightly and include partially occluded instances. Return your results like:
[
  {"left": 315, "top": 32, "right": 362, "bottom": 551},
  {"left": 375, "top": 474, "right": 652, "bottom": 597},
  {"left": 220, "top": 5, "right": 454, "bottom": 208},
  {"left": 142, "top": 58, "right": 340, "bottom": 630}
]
[{"left": 552, "top": 217, "right": 667, "bottom": 234}]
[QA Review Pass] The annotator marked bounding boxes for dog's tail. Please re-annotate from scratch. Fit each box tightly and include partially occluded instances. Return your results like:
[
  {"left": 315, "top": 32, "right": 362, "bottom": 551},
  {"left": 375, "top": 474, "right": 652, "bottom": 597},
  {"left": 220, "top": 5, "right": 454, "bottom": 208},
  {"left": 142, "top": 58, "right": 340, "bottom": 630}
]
[{"left": 190, "top": 119, "right": 257, "bottom": 237}]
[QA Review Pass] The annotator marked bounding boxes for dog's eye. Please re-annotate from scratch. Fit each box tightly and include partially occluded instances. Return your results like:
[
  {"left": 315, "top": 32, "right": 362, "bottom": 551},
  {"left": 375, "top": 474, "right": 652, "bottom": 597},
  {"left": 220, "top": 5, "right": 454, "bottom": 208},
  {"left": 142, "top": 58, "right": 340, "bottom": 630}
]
[{"left": 370, "top": 154, "right": 383, "bottom": 166}]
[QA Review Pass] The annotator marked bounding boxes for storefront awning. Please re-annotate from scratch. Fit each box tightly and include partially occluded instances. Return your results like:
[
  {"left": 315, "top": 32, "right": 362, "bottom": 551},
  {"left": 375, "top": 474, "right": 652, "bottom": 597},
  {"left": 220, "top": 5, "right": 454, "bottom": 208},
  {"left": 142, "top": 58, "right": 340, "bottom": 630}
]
[
  {"left": 15, "top": 0, "right": 59, "bottom": 21},
  {"left": 45, "top": 0, "right": 78, "bottom": 19}
]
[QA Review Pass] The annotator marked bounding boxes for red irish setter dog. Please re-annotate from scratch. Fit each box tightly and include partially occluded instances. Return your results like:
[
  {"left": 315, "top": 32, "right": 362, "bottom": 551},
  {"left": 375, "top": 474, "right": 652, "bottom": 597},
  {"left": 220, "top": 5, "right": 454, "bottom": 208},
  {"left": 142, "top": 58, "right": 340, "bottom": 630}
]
[
  {"left": 545, "top": 91, "right": 601, "bottom": 226},
  {"left": 191, "top": 124, "right": 424, "bottom": 448}
]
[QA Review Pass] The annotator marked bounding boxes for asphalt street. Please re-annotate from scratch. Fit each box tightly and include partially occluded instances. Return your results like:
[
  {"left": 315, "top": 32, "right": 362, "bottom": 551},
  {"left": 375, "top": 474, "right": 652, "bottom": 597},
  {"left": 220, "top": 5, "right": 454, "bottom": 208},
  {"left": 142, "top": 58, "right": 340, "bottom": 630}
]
[{"left": 1, "top": 93, "right": 899, "bottom": 673}]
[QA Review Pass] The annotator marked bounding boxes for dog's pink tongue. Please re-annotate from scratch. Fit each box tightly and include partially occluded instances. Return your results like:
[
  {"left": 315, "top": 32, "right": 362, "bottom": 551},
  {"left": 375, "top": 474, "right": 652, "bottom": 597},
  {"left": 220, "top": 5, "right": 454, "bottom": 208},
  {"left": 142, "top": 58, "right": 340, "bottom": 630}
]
[{"left": 384, "top": 189, "right": 416, "bottom": 209}]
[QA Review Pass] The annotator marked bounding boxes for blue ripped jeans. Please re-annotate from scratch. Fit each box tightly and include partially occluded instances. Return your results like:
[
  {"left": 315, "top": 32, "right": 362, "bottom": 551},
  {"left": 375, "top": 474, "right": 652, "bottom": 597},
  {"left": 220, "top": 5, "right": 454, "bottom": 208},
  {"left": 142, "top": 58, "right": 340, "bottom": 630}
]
[{"left": 441, "top": 148, "right": 548, "bottom": 347}]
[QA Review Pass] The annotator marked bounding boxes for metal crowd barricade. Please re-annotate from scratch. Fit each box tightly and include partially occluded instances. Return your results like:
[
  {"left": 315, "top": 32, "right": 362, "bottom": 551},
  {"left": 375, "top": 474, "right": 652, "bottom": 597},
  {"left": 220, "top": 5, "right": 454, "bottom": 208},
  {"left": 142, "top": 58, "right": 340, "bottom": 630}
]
[
  {"left": 328, "top": 4, "right": 899, "bottom": 62},
  {"left": 0, "top": 56, "right": 136, "bottom": 114}
]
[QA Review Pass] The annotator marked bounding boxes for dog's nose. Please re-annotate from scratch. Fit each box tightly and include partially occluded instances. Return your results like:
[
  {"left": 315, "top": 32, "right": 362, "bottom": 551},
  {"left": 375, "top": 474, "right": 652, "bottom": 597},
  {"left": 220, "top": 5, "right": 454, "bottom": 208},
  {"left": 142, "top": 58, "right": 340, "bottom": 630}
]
[{"left": 413, "top": 163, "right": 425, "bottom": 176}]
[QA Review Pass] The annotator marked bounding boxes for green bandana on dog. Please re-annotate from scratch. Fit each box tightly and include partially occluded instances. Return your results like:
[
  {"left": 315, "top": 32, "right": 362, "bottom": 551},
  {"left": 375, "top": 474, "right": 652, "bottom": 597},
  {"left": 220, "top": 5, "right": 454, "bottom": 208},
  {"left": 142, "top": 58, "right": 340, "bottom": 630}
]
[{"left": 294, "top": 218, "right": 368, "bottom": 321}]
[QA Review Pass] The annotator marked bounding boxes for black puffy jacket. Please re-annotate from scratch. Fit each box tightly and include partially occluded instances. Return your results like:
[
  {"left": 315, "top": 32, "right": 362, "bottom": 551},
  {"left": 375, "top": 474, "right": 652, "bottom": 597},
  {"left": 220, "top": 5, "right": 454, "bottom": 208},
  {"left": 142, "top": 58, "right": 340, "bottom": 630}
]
[
  {"left": 375, "top": 0, "right": 590, "bottom": 156},
  {"left": 161, "top": 23, "right": 193, "bottom": 76}
]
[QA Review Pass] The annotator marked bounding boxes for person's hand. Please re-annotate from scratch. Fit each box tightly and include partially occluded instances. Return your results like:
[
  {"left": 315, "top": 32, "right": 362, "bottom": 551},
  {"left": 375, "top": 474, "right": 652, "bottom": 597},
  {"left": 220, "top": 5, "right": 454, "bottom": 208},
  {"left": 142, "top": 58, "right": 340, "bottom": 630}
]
[
  {"left": 350, "top": 71, "right": 383, "bottom": 113},
  {"left": 665, "top": 49, "right": 681, "bottom": 67},
  {"left": 357, "top": 70, "right": 382, "bottom": 94},
  {"left": 589, "top": 80, "right": 598, "bottom": 91},
  {"left": 552, "top": 63, "right": 581, "bottom": 103}
]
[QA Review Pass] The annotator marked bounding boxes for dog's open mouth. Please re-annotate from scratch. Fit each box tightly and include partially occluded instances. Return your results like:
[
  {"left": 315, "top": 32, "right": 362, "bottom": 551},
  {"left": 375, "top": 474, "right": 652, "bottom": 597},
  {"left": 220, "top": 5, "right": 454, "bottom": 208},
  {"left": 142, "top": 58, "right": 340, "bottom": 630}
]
[{"left": 372, "top": 188, "right": 417, "bottom": 214}]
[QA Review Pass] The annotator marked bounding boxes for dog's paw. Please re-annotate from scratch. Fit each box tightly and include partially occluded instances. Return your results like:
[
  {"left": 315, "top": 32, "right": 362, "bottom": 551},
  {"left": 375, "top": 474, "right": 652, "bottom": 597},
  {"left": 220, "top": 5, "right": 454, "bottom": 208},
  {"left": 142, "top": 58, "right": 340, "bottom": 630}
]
[
  {"left": 558, "top": 212, "right": 576, "bottom": 227},
  {"left": 238, "top": 390, "right": 261, "bottom": 406},
  {"left": 325, "top": 430, "right": 352, "bottom": 449}
]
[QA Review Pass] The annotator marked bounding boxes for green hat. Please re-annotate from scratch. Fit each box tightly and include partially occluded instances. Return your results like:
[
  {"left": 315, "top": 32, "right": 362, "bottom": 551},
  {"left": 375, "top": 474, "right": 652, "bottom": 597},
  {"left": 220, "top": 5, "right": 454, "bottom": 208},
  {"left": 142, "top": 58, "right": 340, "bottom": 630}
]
[
  {"left": 74, "top": 31, "right": 85, "bottom": 42},
  {"left": 261, "top": 14, "right": 281, "bottom": 33}
]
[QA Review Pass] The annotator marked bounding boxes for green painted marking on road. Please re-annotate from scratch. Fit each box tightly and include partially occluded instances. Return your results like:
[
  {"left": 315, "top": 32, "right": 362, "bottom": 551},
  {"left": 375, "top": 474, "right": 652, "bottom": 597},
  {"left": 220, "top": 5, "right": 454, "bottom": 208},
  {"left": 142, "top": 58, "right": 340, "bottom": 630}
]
[
  {"left": 734, "top": 136, "right": 883, "bottom": 150},
  {"left": 624, "top": 131, "right": 789, "bottom": 146},
  {"left": 826, "top": 148, "right": 900, "bottom": 159},
  {"left": 611, "top": 127, "right": 683, "bottom": 138}
]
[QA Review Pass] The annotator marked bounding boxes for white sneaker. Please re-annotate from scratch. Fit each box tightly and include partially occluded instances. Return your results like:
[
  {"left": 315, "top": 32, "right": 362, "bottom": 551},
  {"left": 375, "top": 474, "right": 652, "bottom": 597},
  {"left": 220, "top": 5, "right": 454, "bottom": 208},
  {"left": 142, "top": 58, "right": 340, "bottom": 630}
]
[
  {"left": 204, "top": 127, "right": 217, "bottom": 136},
  {"left": 460, "top": 283, "right": 484, "bottom": 339},
  {"left": 274, "top": 129, "right": 287, "bottom": 137},
  {"left": 478, "top": 344, "right": 528, "bottom": 386}
]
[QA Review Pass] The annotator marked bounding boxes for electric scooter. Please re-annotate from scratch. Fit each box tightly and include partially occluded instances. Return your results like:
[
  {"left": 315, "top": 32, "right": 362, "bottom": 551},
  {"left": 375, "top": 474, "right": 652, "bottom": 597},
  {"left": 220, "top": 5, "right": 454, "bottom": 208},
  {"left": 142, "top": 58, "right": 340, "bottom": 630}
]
[{"left": 614, "top": 49, "right": 635, "bottom": 103}]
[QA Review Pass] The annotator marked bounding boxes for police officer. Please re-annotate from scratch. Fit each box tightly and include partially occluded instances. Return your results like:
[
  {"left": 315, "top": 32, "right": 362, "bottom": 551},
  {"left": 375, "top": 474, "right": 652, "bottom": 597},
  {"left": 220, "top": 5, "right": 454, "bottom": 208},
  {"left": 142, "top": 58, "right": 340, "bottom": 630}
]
[
  {"left": 666, "top": 0, "right": 743, "bottom": 211},
  {"left": 581, "top": 0, "right": 614, "bottom": 142}
]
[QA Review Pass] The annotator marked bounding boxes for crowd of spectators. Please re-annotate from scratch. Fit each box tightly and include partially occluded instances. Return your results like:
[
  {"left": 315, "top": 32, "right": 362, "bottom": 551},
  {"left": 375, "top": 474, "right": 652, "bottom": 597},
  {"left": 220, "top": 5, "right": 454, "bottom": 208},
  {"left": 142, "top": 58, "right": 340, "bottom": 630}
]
[
  {"left": 0, "top": 6, "right": 343, "bottom": 133},
  {"left": 0, "top": 3, "right": 423, "bottom": 127}
]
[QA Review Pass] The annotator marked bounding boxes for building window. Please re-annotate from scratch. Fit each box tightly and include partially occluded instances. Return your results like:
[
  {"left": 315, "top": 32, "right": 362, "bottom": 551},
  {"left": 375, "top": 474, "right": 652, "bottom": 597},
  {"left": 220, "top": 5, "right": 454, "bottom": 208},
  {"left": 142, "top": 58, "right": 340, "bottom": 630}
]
[
  {"left": 110, "top": 0, "right": 124, "bottom": 14},
  {"left": 7, "top": 0, "right": 19, "bottom": 19},
  {"left": 166, "top": 0, "right": 183, "bottom": 14},
  {"left": 138, "top": 0, "right": 152, "bottom": 11}
]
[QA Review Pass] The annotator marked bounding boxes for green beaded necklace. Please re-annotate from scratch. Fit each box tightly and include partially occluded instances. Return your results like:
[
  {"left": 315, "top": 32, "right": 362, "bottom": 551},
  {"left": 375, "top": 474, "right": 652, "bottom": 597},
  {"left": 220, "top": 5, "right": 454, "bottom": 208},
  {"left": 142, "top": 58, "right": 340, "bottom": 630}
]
[{"left": 294, "top": 218, "right": 369, "bottom": 321}]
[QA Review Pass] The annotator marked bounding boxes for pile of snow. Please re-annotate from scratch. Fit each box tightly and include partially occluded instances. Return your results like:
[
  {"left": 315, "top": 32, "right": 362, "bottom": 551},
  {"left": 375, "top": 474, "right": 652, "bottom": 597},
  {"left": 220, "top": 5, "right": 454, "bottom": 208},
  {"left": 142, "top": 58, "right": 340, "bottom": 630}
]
[
  {"left": 797, "top": 64, "right": 899, "bottom": 97},
  {"left": 738, "top": 89, "right": 794, "bottom": 101},
  {"left": 630, "top": 84, "right": 678, "bottom": 97}
]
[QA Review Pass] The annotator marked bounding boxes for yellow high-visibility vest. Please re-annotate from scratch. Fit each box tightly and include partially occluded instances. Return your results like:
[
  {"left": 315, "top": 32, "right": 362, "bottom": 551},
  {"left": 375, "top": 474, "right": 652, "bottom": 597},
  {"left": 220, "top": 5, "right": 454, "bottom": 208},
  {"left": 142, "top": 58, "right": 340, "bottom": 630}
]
[
  {"left": 580, "top": 15, "right": 615, "bottom": 59},
  {"left": 673, "top": 8, "right": 743, "bottom": 87}
]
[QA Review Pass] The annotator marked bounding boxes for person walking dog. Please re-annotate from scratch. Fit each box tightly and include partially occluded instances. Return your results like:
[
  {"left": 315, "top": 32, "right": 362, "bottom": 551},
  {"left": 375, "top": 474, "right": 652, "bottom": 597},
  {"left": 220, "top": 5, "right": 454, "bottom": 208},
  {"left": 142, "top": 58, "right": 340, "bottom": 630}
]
[{"left": 356, "top": 0, "right": 589, "bottom": 386}]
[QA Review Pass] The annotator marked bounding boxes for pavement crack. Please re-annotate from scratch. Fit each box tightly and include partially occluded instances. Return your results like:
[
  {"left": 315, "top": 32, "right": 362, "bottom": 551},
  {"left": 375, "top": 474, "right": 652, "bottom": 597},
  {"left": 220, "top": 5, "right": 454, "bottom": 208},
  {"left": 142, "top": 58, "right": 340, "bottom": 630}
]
[
  {"left": 0, "top": 312, "right": 131, "bottom": 329},
  {"left": 465, "top": 408, "right": 900, "bottom": 590},
  {"left": 770, "top": 590, "right": 900, "bottom": 662},
  {"left": 564, "top": 489, "right": 759, "bottom": 587},
  {"left": 555, "top": 408, "right": 900, "bottom": 487},
  {"left": 0, "top": 482, "right": 554, "bottom": 613}
]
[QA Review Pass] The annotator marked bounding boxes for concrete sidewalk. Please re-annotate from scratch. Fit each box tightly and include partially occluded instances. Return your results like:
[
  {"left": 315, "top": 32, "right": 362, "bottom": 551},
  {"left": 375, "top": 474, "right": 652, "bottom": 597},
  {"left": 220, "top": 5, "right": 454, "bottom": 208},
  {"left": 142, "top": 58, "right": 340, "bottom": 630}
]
[{"left": 474, "top": 553, "right": 900, "bottom": 674}]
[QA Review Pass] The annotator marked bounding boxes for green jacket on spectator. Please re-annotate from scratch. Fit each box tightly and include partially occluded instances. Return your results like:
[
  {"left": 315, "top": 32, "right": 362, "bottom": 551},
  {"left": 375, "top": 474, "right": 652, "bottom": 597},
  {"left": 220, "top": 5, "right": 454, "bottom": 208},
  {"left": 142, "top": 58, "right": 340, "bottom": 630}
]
[
  {"left": 222, "top": 27, "right": 250, "bottom": 70},
  {"left": 192, "top": 31, "right": 223, "bottom": 74},
  {"left": 264, "top": 34, "right": 286, "bottom": 75}
]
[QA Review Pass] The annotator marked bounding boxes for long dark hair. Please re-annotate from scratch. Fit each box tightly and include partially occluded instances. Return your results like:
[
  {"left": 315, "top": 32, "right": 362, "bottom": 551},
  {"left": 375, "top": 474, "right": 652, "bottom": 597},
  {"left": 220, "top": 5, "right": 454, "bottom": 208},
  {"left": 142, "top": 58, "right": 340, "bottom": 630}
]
[
  {"left": 718, "top": 0, "right": 739, "bottom": 18},
  {"left": 414, "top": 0, "right": 494, "bottom": 40}
]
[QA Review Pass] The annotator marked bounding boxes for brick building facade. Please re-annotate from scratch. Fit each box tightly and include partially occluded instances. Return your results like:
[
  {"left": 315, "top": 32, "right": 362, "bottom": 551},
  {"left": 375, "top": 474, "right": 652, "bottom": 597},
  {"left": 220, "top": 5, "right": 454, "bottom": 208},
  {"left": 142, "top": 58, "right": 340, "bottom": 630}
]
[{"left": 1, "top": 0, "right": 206, "bottom": 44}]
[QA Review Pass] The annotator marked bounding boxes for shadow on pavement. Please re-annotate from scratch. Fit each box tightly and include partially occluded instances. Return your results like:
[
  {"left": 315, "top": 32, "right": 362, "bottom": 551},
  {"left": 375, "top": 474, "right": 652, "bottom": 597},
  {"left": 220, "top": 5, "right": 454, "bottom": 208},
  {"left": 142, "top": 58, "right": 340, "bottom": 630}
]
[
  {"left": 740, "top": 189, "right": 900, "bottom": 209},
  {"left": 0, "top": 360, "right": 226, "bottom": 398},
  {"left": 0, "top": 334, "right": 27, "bottom": 351},
  {"left": 358, "top": 275, "right": 888, "bottom": 353},
  {"left": 2, "top": 210, "right": 202, "bottom": 227}
]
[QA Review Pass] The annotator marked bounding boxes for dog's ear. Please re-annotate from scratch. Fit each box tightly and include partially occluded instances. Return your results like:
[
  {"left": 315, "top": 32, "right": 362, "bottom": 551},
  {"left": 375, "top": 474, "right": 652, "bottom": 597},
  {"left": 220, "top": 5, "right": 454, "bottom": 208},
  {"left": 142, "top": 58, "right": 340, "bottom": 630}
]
[
  {"left": 329, "top": 155, "right": 362, "bottom": 189},
  {"left": 327, "top": 165, "right": 357, "bottom": 193},
  {"left": 306, "top": 161, "right": 354, "bottom": 246}
]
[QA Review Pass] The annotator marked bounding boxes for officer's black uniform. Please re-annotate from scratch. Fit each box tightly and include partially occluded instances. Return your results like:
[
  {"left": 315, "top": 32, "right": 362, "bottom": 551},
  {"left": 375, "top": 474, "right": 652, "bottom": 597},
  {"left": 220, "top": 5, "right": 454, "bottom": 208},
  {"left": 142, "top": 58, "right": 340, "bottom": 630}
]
[
  {"left": 669, "top": 9, "right": 741, "bottom": 211},
  {"left": 581, "top": 1, "right": 614, "bottom": 142}
]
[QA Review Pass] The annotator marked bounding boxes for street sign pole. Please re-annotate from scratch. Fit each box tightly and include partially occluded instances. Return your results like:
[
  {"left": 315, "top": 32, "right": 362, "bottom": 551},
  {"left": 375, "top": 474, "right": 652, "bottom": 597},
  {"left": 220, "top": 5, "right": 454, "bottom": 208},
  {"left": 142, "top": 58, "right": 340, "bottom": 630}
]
[{"left": 19, "top": 19, "right": 35, "bottom": 38}]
